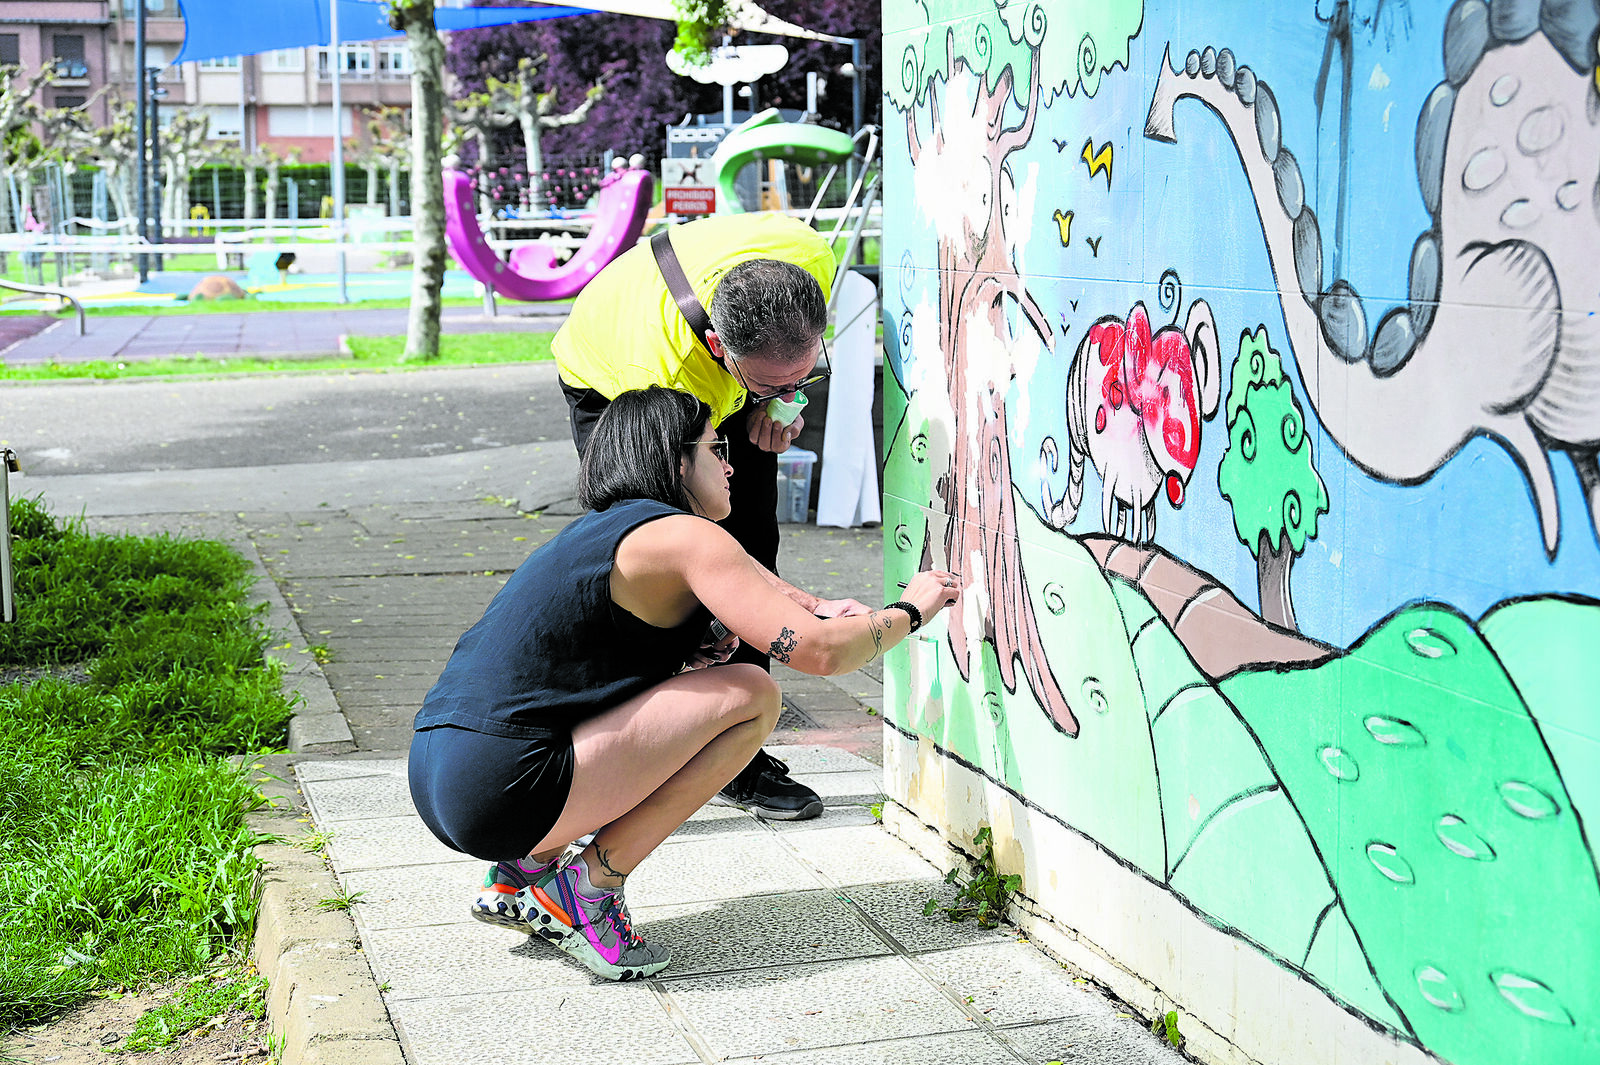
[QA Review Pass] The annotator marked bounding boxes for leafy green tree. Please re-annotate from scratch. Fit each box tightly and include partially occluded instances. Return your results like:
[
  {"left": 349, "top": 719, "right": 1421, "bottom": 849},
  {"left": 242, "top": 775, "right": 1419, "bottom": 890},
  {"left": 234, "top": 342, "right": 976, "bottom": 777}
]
[{"left": 1217, "top": 327, "right": 1329, "bottom": 631}]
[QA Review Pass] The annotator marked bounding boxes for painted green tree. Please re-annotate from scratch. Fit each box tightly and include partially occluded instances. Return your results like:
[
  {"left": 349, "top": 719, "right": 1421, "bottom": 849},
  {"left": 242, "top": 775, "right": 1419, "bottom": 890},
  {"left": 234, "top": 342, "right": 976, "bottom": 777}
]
[{"left": 1217, "top": 326, "right": 1329, "bottom": 631}]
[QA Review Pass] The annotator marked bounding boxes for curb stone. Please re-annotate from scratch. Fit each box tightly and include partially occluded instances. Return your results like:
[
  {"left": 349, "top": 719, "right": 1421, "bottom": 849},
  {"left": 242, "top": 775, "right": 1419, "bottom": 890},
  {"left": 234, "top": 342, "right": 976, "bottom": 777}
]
[
  {"left": 248, "top": 759, "right": 405, "bottom": 1065},
  {"left": 242, "top": 532, "right": 356, "bottom": 755},
  {"left": 242, "top": 533, "right": 401, "bottom": 1065}
]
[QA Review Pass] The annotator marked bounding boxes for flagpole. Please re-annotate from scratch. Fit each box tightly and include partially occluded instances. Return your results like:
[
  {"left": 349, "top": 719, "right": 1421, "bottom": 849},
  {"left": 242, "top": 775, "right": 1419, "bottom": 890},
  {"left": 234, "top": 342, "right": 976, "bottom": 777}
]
[{"left": 330, "top": 0, "right": 348, "bottom": 303}]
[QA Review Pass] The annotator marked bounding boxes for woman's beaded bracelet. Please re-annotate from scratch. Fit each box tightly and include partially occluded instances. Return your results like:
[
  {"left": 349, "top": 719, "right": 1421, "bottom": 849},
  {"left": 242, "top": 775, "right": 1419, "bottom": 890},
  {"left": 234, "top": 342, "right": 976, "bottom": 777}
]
[{"left": 884, "top": 600, "right": 923, "bottom": 633}]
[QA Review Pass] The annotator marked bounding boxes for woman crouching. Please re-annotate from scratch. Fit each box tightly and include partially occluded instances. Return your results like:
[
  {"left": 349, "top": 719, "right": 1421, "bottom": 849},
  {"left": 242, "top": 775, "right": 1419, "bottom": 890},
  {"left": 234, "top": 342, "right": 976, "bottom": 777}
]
[{"left": 408, "top": 385, "right": 958, "bottom": 980}]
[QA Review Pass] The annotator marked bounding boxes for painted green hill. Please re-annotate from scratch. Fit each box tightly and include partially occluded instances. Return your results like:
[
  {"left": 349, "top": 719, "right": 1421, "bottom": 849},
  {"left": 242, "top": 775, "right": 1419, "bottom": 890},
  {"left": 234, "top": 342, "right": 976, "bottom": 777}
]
[{"left": 1222, "top": 604, "right": 1600, "bottom": 1065}]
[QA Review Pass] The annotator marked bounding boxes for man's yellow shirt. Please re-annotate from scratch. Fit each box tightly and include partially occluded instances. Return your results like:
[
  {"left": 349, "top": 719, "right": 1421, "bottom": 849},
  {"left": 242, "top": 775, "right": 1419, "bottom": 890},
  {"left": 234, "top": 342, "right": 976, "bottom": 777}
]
[{"left": 553, "top": 212, "right": 835, "bottom": 427}]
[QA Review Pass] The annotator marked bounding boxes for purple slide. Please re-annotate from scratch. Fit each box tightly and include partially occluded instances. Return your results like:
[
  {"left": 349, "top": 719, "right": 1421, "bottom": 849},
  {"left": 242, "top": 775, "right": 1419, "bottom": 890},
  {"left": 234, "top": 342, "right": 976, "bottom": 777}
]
[{"left": 443, "top": 164, "right": 654, "bottom": 302}]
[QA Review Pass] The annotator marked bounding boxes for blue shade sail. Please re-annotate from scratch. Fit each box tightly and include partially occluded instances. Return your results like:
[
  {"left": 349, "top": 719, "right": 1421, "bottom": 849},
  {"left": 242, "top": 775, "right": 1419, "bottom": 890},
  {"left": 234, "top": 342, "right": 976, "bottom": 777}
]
[{"left": 174, "top": 0, "right": 592, "bottom": 65}]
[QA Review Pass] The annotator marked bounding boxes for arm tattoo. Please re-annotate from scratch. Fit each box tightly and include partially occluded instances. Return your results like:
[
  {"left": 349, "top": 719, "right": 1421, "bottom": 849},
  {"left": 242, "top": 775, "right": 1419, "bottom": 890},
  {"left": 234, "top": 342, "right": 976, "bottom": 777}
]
[
  {"left": 867, "top": 610, "right": 892, "bottom": 660},
  {"left": 768, "top": 626, "right": 798, "bottom": 664}
]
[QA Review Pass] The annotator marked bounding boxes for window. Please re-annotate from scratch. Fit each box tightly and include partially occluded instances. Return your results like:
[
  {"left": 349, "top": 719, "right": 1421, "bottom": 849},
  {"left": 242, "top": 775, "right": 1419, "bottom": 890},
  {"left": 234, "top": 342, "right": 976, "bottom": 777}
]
[
  {"left": 377, "top": 43, "right": 411, "bottom": 77},
  {"left": 121, "top": 0, "right": 173, "bottom": 14},
  {"left": 52, "top": 35, "right": 88, "bottom": 79},
  {"left": 267, "top": 105, "right": 351, "bottom": 137},
  {"left": 317, "top": 45, "right": 374, "bottom": 79},
  {"left": 54, "top": 94, "right": 87, "bottom": 110},
  {"left": 199, "top": 55, "right": 241, "bottom": 70},
  {"left": 205, "top": 105, "right": 243, "bottom": 140},
  {"left": 0, "top": 35, "right": 18, "bottom": 67},
  {"left": 262, "top": 48, "right": 305, "bottom": 73}
]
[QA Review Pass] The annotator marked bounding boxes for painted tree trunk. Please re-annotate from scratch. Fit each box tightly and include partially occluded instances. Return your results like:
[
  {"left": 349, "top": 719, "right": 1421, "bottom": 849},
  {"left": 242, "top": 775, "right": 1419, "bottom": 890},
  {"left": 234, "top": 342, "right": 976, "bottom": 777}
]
[
  {"left": 403, "top": 5, "right": 446, "bottom": 361},
  {"left": 366, "top": 164, "right": 379, "bottom": 205},
  {"left": 915, "top": 52, "right": 1081, "bottom": 738},
  {"left": 1256, "top": 529, "right": 1297, "bottom": 632}
]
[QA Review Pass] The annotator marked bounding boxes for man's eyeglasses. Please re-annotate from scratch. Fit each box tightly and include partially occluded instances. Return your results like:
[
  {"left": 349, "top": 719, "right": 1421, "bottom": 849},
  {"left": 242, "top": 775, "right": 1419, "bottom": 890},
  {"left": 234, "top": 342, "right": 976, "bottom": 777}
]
[
  {"left": 683, "top": 438, "right": 730, "bottom": 463},
  {"left": 728, "top": 339, "right": 832, "bottom": 406}
]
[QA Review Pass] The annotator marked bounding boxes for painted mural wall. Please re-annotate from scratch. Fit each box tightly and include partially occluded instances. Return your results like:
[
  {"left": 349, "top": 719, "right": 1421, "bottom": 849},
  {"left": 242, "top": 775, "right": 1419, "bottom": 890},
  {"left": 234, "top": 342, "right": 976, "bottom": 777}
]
[{"left": 879, "top": 2, "right": 1599, "bottom": 1063}]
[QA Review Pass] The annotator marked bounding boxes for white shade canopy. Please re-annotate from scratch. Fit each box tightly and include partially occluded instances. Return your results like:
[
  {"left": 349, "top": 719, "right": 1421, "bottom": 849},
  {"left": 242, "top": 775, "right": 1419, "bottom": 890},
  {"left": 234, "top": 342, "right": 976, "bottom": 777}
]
[
  {"left": 526, "top": 0, "right": 852, "bottom": 44},
  {"left": 665, "top": 44, "right": 790, "bottom": 85}
]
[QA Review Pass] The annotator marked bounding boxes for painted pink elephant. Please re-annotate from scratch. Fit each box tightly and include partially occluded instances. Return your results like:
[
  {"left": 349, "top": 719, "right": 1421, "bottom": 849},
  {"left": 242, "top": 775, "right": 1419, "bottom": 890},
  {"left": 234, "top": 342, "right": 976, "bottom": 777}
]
[{"left": 1045, "top": 299, "right": 1219, "bottom": 541}]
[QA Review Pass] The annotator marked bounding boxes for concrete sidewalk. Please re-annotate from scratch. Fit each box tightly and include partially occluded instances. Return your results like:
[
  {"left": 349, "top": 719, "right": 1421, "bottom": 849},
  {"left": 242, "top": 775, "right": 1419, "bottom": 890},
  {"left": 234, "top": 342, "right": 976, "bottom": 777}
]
[
  {"left": 15, "top": 349, "right": 1187, "bottom": 1064},
  {"left": 295, "top": 750, "right": 1180, "bottom": 1065}
]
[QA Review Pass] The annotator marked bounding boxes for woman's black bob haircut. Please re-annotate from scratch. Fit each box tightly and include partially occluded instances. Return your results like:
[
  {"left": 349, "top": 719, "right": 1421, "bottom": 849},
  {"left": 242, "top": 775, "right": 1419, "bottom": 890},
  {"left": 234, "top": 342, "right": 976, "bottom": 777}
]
[{"left": 578, "top": 386, "right": 714, "bottom": 512}]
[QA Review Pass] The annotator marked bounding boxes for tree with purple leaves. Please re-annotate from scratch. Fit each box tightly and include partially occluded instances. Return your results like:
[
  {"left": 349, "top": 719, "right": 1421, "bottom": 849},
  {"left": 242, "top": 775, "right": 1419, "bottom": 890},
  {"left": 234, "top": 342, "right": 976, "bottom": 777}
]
[
  {"left": 737, "top": 0, "right": 881, "bottom": 132},
  {"left": 445, "top": 0, "right": 879, "bottom": 168},
  {"left": 447, "top": 12, "right": 710, "bottom": 170}
]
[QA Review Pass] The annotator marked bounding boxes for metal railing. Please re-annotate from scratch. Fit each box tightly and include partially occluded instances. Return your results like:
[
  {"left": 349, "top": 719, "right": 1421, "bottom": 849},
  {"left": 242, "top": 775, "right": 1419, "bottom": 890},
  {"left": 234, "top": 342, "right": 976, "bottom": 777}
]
[{"left": 0, "top": 275, "right": 86, "bottom": 336}]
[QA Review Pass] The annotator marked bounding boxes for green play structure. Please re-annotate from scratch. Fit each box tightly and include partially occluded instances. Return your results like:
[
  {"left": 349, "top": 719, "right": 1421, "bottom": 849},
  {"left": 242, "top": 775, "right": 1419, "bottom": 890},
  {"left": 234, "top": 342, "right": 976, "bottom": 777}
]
[{"left": 710, "top": 109, "right": 857, "bottom": 214}]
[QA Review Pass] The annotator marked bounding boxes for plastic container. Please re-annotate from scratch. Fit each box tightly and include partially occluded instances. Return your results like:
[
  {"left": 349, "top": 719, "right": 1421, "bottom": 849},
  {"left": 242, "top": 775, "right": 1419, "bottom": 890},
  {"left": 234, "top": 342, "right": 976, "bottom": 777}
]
[
  {"left": 765, "top": 392, "right": 808, "bottom": 427},
  {"left": 775, "top": 447, "right": 817, "bottom": 524}
]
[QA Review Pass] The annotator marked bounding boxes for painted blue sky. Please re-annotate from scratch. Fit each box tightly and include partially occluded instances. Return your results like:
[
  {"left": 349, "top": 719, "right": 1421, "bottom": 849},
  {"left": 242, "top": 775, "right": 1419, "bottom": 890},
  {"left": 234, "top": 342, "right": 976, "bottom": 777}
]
[{"left": 882, "top": 0, "right": 1600, "bottom": 648}]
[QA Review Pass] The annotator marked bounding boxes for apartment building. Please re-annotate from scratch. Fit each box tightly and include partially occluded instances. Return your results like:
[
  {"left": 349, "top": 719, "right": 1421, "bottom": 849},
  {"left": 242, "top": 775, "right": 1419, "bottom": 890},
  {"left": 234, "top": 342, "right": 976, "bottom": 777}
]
[
  {"left": 107, "top": 0, "right": 413, "bottom": 163},
  {"left": 4, "top": 1, "right": 412, "bottom": 163},
  {"left": 177, "top": 40, "right": 413, "bottom": 162},
  {"left": 1, "top": 0, "right": 114, "bottom": 125}
]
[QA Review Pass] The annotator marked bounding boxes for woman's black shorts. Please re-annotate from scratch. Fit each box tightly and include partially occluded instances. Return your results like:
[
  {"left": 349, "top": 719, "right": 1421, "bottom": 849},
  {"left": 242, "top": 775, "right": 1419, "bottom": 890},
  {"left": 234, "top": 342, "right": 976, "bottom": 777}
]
[{"left": 408, "top": 724, "right": 575, "bottom": 861}]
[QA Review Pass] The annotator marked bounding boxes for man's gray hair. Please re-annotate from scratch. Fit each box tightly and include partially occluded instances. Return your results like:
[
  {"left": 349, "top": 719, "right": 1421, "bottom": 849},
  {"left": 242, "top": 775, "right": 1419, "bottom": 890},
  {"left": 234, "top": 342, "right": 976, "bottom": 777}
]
[{"left": 708, "top": 259, "right": 827, "bottom": 366}]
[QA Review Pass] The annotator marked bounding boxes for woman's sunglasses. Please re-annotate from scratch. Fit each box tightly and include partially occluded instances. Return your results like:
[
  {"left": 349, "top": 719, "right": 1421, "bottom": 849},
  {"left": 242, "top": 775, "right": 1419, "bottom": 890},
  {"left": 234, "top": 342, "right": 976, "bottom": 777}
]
[{"left": 683, "top": 438, "right": 730, "bottom": 462}]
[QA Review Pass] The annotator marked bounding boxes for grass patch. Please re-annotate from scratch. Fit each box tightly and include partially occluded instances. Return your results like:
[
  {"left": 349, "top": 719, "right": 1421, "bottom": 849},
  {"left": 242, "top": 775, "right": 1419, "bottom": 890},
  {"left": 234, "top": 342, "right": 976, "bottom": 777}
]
[
  {"left": 0, "top": 329, "right": 556, "bottom": 381},
  {"left": 0, "top": 497, "right": 295, "bottom": 1030},
  {"left": 342, "top": 331, "right": 555, "bottom": 364},
  {"left": 119, "top": 965, "right": 268, "bottom": 1052}
]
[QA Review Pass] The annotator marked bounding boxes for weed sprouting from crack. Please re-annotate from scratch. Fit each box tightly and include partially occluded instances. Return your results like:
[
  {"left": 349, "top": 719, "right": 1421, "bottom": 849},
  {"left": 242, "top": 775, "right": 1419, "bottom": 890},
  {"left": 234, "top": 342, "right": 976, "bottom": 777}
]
[{"left": 922, "top": 826, "right": 1020, "bottom": 929}]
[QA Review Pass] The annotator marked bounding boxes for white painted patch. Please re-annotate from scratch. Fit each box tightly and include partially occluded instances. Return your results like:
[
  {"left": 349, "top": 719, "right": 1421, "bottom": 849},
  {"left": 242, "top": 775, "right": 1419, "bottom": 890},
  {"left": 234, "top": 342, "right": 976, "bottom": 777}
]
[
  {"left": 1368, "top": 63, "right": 1390, "bottom": 91},
  {"left": 912, "top": 69, "right": 994, "bottom": 246}
]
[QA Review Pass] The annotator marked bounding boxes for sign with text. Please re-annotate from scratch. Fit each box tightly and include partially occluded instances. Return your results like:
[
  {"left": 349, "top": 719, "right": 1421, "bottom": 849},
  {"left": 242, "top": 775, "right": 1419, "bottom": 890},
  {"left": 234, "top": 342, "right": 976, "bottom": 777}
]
[{"left": 661, "top": 157, "right": 717, "bottom": 216}]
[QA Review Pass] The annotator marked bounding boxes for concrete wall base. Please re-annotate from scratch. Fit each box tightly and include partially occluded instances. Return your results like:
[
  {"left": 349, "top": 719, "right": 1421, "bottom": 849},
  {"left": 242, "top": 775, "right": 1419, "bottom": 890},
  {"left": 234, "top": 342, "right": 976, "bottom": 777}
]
[{"left": 880, "top": 726, "right": 1438, "bottom": 1065}]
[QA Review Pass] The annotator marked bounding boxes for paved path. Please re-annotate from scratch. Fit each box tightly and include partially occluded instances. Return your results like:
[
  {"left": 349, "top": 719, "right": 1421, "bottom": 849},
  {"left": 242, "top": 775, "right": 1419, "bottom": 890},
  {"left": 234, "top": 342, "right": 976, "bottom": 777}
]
[{"left": 9, "top": 307, "right": 1185, "bottom": 1065}]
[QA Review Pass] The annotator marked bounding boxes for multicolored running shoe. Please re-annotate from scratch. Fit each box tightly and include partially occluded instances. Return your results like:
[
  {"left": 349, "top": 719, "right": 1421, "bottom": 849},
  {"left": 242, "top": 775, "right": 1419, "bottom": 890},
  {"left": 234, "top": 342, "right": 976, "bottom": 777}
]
[
  {"left": 469, "top": 857, "right": 567, "bottom": 941},
  {"left": 528, "top": 858, "right": 671, "bottom": 981}
]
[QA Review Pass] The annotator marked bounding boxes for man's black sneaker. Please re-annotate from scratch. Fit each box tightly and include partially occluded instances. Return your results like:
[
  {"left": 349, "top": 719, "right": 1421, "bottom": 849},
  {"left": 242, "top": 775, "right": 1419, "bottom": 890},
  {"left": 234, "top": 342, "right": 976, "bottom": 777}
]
[{"left": 718, "top": 749, "right": 824, "bottom": 820}]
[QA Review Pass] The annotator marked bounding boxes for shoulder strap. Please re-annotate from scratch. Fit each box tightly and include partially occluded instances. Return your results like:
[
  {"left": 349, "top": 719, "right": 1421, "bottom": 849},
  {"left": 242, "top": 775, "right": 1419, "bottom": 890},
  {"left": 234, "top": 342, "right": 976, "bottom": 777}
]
[{"left": 650, "top": 228, "right": 714, "bottom": 353}]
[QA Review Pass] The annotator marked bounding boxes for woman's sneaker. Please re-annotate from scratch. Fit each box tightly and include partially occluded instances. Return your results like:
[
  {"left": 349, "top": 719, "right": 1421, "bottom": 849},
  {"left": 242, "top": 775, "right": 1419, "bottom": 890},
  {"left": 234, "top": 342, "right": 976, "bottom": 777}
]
[
  {"left": 469, "top": 858, "right": 566, "bottom": 941},
  {"left": 536, "top": 860, "right": 670, "bottom": 981}
]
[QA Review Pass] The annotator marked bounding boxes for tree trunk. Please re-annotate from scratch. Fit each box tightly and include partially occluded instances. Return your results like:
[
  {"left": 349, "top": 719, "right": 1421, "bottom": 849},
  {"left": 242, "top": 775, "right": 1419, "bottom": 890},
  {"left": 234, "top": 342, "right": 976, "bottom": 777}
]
[
  {"left": 386, "top": 159, "right": 400, "bottom": 217},
  {"left": 402, "top": 2, "right": 445, "bottom": 361},
  {"left": 1256, "top": 529, "right": 1298, "bottom": 631},
  {"left": 108, "top": 166, "right": 133, "bottom": 227},
  {"left": 264, "top": 162, "right": 279, "bottom": 224},
  {"left": 365, "top": 163, "right": 378, "bottom": 205},
  {"left": 244, "top": 163, "right": 259, "bottom": 222},
  {"left": 475, "top": 131, "right": 494, "bottom": 216},
  {"left": 521, "top": 114, "right": 543, "bottom": 205}
]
